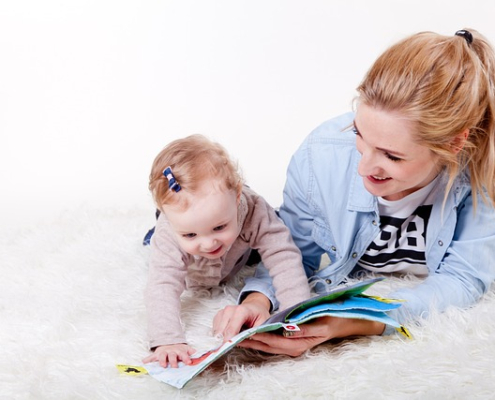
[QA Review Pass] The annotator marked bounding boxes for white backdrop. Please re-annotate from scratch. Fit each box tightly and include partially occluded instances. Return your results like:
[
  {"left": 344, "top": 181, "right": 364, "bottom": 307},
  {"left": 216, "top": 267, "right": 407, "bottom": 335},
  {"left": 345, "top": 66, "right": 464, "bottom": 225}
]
[{"left": 2, "top": 0, "right": 495, "bottom": 231}]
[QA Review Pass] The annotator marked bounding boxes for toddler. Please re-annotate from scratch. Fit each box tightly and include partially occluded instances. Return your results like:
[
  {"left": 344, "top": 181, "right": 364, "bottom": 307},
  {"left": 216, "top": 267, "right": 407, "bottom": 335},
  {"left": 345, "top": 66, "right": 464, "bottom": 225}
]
[{"left": 143, "top": 134, "right": 310, "bottom": 368}]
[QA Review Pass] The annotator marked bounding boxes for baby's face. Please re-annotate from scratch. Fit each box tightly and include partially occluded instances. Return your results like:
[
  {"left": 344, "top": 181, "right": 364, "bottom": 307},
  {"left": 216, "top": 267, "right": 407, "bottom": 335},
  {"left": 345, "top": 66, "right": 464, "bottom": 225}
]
[{"left": 163, "top": 181, "right": 239, "bottom": 259}]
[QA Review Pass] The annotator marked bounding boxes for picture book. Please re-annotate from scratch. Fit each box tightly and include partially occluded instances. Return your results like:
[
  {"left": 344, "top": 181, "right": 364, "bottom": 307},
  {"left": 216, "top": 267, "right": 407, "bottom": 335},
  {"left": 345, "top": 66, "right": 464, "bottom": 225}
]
[{"left": 118, "top": 277, "right": 409, "bottom": 389}]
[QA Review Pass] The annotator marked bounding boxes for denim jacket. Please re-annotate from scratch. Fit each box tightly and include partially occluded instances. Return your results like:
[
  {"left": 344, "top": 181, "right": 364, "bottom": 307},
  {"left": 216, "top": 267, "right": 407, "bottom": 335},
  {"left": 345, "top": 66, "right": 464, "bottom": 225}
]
[{"left": 241, "top": 112, "right": 495, "bottom": 327}]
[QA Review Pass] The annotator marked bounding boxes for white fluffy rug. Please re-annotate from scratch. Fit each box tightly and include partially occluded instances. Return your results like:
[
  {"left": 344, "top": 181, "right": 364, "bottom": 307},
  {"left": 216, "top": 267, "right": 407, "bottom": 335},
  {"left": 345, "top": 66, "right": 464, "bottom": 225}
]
[{"left": 2, "top": 207, "right": 495, "bottom": 399}]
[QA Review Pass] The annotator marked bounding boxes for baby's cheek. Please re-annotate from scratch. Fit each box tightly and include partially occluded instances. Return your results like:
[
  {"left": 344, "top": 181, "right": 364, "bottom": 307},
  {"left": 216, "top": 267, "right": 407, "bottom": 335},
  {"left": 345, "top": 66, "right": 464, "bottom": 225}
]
[
  {"left": 177, "top": 240, "right": 195, "bottom": 255},
  {"left": 224, "top": 230, "right": 239, "bottom": 247}
]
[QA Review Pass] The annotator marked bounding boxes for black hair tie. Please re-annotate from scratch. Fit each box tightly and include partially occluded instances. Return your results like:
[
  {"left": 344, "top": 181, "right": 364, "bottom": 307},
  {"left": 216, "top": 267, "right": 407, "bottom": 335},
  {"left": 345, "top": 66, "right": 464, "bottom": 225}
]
[{"left": 455, "top": 30, "right": 473, "bottom": 45}]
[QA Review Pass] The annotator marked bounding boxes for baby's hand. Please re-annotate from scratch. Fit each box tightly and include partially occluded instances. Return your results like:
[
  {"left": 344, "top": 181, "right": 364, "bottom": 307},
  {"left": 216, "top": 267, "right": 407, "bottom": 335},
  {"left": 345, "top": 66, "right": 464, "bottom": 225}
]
[{"left": 142, "top": 343, "right": 197, "bottom": 368}]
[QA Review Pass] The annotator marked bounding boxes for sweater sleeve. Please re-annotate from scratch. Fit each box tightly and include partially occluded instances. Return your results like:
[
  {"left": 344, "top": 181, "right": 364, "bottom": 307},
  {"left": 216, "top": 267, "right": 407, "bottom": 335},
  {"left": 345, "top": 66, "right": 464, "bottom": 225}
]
[
  {"left": 244, "top": 191, "right": 311, "bottom": 311},
  {"left": 145, "top": 215, "right": 189, "bottom": 348}
]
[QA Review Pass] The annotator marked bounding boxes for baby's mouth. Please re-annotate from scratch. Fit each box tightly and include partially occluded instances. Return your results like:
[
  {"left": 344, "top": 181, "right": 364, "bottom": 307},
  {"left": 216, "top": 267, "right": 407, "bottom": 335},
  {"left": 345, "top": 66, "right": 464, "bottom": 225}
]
[{"left": 207, "top": 246, "right": 223, "bottom": 256}]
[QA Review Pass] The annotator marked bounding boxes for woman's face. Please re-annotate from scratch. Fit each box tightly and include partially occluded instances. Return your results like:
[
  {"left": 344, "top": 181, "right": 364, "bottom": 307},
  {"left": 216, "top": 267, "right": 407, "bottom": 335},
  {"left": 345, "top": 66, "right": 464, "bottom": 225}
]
[{"left": 354, "top": 104, "right": 441, "bottom": 201}]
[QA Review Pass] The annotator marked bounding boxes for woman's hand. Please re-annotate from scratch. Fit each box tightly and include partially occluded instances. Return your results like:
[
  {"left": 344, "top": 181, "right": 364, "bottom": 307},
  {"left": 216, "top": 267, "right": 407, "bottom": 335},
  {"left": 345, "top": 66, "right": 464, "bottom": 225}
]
[
  {"left": 142, "top": 343, "right": 197, "bottom": 368},
  {"left": 213, "top": 292, "right": 272, "bottom": 341},
  {"left": 238, "top": 316, "right": 386, "bottom": 356}
]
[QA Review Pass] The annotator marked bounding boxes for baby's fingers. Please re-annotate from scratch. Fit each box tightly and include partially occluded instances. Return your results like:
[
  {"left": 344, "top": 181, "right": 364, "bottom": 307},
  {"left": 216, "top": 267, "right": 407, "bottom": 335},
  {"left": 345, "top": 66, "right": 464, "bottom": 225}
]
[
  {"left": 166, "top": 352, "right": 180, "bottom": 368},
  {"left": 142, "top": 353, "right": 158, "bottom": 364},
  {"left": 142, "top": 344, "right": 197, "bottom": 368},
  {"left": 178, "top": 347, "right": 197, "bottom": 366}
]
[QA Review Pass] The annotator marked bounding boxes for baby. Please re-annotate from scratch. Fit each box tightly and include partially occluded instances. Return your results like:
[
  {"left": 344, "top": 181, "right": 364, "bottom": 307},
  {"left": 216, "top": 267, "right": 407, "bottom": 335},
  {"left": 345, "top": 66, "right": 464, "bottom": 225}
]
[{"left": 143, "top": 134, "right": 310, "bottom": 368}]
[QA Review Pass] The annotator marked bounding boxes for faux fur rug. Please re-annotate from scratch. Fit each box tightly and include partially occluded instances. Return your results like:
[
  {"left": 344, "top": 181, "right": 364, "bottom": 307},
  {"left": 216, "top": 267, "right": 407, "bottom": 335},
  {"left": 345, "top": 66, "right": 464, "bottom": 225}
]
[{"left": 2, "top": 207, "right": 495, "bottom": 399}]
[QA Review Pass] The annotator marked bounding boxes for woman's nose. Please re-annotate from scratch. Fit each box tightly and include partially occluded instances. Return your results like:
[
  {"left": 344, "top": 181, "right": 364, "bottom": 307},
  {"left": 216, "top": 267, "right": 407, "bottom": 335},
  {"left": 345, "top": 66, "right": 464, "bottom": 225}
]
[{"left": 357, "top": 150, "right": 380, "bottom": 177}]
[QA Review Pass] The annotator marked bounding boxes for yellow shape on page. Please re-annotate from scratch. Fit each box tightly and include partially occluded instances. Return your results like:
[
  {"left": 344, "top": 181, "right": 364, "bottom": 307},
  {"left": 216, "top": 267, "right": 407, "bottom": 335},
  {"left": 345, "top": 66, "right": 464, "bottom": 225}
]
[{"left": 116, "top": 364, "right": 148, "bottom": 376}]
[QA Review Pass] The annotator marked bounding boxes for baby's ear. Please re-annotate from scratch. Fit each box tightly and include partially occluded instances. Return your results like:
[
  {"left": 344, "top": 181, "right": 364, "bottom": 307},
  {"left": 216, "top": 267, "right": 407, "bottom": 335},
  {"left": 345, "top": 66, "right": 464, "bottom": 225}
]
[{"left": 451, "top": 128, "right": 469, "bottom": 154}]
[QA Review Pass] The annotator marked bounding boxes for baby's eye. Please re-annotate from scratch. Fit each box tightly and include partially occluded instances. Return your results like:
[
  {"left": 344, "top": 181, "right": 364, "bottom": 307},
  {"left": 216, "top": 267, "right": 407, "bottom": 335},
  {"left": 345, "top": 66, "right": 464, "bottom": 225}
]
[
  {"left": 213, "top": 224, "right": 227, "bottom": 232},
  {"left": 182, "top": 233, "right": 196, "bottom": 238}
]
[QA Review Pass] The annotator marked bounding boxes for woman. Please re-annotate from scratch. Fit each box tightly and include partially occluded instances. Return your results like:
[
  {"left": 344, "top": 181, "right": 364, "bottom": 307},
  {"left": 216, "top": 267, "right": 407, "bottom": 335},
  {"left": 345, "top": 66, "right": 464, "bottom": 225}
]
[{"left": 213, "top": 29, "right": 495, "bottom": 356}]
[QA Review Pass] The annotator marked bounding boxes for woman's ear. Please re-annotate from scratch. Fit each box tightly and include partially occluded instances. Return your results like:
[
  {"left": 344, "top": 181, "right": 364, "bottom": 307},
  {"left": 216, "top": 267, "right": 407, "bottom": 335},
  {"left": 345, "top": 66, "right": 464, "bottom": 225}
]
[{"left": 451, "top": 129, "right": 469, "bottom": 154}]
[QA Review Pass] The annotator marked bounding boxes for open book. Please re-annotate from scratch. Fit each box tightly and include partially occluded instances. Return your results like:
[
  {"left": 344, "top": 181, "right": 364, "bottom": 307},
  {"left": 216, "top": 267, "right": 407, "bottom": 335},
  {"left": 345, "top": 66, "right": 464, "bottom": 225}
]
[{"left": 119, "top": 278, "right": 408, "bottom": 389}]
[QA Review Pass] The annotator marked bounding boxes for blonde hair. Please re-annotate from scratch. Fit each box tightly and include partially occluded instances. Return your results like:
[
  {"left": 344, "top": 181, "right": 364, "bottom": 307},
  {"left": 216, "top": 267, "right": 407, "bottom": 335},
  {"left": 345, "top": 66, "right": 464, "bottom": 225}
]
[
  {"left": 149, "top": 134, "right": 243, "bottom": 211},
  {"left": 357, "top": 29, "right": 495, "bottom": 209}
]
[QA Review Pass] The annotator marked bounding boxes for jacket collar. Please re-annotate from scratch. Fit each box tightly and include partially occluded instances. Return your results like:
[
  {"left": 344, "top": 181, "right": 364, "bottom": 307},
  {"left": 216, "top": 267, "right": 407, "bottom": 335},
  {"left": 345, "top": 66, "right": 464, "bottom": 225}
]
[{"left": 347, "top": 149, "right": 376, "bottom": 212}]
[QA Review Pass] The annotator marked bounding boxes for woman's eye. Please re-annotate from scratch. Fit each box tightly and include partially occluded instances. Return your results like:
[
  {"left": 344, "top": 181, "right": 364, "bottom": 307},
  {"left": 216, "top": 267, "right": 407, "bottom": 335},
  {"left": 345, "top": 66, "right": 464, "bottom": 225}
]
[
  {"left": 353, "top": 125, "right": 402, "bottom": 162},
  {"left": 352, "top": 128, "right": 363, "bottom": 142},
  {"left": 386, "top": 153, "right": 402, "bottom": 162}
]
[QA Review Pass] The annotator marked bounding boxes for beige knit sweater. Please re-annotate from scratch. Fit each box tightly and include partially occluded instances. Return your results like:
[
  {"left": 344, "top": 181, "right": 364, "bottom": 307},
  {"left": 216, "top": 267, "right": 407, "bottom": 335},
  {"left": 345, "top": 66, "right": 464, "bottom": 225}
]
[{"left": 145, "top": 185, "right": 311, "bottom": 348}]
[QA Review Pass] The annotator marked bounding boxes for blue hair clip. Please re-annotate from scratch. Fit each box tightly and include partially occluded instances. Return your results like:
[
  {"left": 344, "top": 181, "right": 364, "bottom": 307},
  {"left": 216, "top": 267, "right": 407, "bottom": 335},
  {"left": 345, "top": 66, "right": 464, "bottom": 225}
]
[{"left": 163, "top": 166, "right": 181, "bottom": 192}]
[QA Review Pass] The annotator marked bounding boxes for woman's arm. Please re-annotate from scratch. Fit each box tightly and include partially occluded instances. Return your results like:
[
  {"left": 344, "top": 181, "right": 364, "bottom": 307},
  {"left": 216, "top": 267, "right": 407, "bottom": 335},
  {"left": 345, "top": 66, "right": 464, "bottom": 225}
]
[{"left": 389, "top": 190, "right": 495, "bottom": 324}]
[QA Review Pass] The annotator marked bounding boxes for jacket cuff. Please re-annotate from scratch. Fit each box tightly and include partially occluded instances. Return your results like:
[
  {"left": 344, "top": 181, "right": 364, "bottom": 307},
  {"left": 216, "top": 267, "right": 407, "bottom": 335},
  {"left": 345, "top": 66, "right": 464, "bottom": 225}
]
[{"left": 238, "top": 276, "right": 278, "bottom": 312}]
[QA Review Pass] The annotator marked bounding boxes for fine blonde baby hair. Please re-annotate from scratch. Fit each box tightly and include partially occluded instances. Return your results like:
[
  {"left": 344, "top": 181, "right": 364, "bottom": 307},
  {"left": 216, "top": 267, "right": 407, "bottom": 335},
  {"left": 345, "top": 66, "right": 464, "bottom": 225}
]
[
  {"left": 357, "top": 28, "right": 495, "bottom": 209},
  {"left": 149, "top": 134, "right": 243, "bottom": 211}
]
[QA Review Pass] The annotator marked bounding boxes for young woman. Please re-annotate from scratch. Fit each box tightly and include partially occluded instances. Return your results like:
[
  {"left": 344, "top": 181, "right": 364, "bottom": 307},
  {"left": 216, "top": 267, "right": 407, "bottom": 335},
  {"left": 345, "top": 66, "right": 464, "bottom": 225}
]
[{"left": 213, "top": 29, "right": 495, "bottom": 356}]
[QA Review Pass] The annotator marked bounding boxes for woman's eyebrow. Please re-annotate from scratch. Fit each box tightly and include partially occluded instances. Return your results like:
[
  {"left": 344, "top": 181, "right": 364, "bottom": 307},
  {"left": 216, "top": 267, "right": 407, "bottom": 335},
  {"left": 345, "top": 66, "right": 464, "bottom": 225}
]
[{"left": 353, "top": 120, "right": 407, "bottom": 158}]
